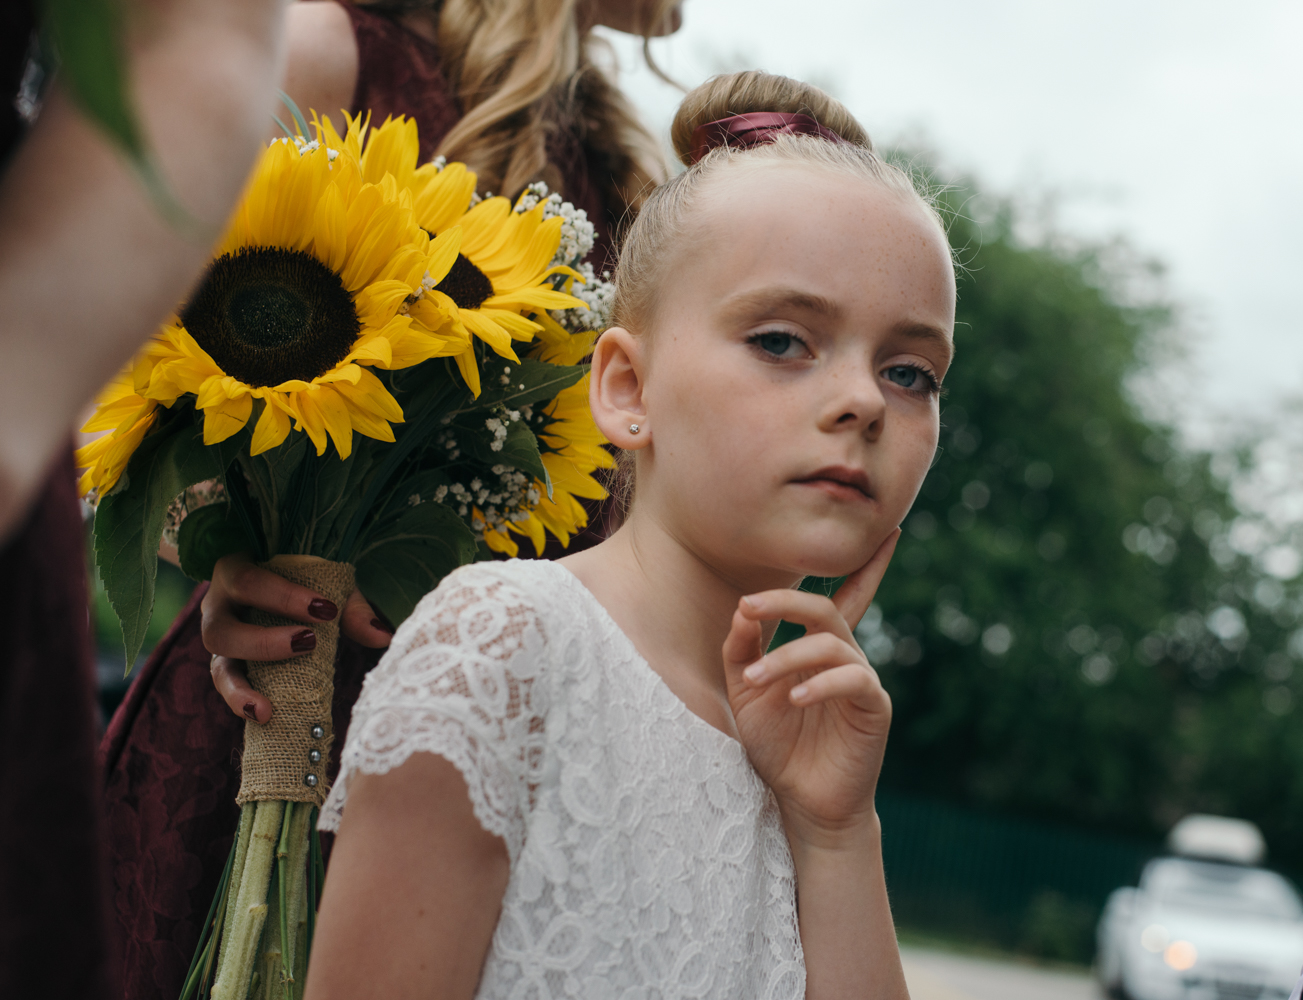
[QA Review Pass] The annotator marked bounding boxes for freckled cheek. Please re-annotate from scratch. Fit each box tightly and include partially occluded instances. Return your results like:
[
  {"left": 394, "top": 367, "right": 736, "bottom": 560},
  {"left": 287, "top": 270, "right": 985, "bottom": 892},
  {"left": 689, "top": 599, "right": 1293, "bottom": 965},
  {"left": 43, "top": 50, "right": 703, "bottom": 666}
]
[{"left": 891, "top": 419, "right": 940, "bottom": 502}]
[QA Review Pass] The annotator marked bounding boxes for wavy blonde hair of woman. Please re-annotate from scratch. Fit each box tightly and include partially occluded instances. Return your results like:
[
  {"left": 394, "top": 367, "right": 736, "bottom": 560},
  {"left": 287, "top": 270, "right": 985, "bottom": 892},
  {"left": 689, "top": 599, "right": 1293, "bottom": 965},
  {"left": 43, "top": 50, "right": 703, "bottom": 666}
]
[{"left": 358, "top": 0, "right": 675, "bottom": 214}]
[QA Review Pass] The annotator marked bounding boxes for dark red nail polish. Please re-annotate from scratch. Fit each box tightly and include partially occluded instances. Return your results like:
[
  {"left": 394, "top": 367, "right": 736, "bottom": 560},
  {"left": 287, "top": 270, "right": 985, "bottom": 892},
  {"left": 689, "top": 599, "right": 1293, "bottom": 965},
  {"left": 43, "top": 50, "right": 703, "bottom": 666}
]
[
  {"left": 243, "top": 702, "right": 258, "bottom": 721},
  {"left": 371, "top": 617, "right": 394, "bottom": 635},
  {"left": 308, "top": 599, "right": 338, "bottom": 621},
  {"left": 291, "top": 629, "right": 317, "bottom": 653}
]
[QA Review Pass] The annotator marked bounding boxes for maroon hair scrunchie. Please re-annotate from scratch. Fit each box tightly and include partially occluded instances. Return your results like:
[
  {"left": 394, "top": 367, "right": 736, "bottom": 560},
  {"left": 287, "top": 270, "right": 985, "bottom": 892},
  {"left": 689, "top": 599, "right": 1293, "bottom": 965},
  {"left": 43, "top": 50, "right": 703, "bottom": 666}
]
[{"left": 689, "top": 112, "right": 850, "bottom": 165}]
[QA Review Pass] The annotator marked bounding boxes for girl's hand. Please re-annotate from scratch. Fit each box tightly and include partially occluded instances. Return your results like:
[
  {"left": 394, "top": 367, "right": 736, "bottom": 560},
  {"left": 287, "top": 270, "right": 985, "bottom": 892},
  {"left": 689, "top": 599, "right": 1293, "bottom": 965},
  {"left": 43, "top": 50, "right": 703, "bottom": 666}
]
[
  {"left": 202, "top": 553, "right": 393, "bottom": 723},
  {"left": 722, "top": 529, "right": 901, "bottom": 848}
]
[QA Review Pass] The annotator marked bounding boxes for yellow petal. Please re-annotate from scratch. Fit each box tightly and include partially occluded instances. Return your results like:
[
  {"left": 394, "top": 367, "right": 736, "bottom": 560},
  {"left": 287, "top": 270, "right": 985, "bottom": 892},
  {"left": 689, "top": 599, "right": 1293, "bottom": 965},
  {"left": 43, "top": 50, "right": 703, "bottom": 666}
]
[
  {"left": 249, "top": 398, "right": 293, "bottom": 455},
  {"left": 314, "top": 387, "right": 354, "bottom": 458},
  {"left": 353, "top": 279, "right": 414, "bottom": 327},
  {"left": 453, "top": 346, "right": 481, "bottom": 397},
  {"left": 413, "top": 162, "right": 478, "bottom": 233},
  {"left": 495, "top": 216, "right": 564, "bottom": 289},
  {"left": 311, "top": 182, "right": 348, "bottom": 273},
  {"left": 459, "top": 310, "right": 520, "bottom": 361},
  {"left": 202, "top": 393, "right": 253, "bottom": 445},
  {"left": 360, "top": 115, "right": 418, "bottom": 190},
  {"left": 482, "top": 523, "right": 519, "bottom": 557},
  {"left": 424, "top": 227, "right": 463, "bottom": 285},
  {"left": 290, "top": 393, "right": 329, "bottom": 456}
]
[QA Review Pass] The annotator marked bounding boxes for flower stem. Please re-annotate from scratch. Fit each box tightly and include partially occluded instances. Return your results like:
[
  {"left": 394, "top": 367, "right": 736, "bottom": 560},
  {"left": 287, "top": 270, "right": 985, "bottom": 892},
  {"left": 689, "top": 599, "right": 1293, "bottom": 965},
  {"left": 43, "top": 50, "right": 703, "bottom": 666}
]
[
  {"left": 277, "top": 802, "right": 294, "bottom": 999},
  {"left": 211, "top": 800, "right": 284, "bottom": 1000},
  {"left": 179, "top": 842, "right": 236, "bottom": 1000}
]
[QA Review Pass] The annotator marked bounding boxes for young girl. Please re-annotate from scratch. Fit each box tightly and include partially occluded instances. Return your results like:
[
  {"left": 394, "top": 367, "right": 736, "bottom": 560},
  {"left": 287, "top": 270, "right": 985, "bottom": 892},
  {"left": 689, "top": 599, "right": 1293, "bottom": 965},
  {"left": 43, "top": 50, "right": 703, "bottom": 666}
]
[{"left": 304, "top": 71, "right": 955, "bottom": 998}]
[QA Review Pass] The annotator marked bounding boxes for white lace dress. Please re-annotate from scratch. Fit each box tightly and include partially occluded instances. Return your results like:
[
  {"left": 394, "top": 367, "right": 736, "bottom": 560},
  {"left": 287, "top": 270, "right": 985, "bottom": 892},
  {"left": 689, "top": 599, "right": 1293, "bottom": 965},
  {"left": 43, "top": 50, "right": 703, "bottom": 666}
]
[{"left": 320, "top": 559, "right": 805, "bottom": 999}]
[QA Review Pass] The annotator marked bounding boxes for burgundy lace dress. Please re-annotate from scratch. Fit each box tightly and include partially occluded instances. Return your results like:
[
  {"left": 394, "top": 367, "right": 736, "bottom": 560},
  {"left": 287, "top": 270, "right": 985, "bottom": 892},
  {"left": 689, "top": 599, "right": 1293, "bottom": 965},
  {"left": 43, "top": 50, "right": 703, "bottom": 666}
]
[{"left": 98, "top": 5, "right": 616, "bottom": 998}]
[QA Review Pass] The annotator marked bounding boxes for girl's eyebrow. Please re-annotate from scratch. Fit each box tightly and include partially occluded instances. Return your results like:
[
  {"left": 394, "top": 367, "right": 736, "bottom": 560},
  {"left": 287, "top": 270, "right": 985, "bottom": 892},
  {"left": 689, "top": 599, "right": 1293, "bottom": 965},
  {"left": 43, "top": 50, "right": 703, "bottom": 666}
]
[
  {"left": 717, "top": 287, "right": 840, "bottom": 323},
  {"left": 891, "top": 320, "right": 955, "bottom": 366}
]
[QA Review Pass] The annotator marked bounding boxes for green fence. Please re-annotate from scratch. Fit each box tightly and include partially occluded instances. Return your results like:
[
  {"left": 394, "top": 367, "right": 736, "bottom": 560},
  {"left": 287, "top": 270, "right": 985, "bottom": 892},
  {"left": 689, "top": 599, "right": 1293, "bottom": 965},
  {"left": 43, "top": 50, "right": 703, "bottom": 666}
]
[{"left": 878, "top": 790, "right": 1159, "bottom": 963}]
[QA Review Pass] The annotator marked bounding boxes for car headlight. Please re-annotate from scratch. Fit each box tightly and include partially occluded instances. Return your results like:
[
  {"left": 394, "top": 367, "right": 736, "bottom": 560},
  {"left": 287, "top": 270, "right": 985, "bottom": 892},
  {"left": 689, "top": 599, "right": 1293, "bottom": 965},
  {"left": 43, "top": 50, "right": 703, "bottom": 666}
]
[{"left": 1163, "top": 940, "right": 1198, "bottom": 971}]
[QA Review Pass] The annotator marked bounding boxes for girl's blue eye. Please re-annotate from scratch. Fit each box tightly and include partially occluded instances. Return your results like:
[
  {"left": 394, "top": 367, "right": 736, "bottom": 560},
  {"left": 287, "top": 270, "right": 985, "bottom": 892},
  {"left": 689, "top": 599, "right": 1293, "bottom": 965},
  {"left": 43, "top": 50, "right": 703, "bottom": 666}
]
[
  {"left": 885, "top": 365, "right": 920, "bottom": 388},
  {"left": 756, "top": 332, "right": 795, "bottom": 356}
]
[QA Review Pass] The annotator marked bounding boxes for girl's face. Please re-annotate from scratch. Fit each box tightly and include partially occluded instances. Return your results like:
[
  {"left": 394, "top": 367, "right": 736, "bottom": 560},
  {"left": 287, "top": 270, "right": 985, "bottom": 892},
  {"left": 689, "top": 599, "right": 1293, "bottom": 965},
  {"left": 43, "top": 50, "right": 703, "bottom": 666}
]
[{"left": 605, "top": 161, "right": 956, "bottom": 585}]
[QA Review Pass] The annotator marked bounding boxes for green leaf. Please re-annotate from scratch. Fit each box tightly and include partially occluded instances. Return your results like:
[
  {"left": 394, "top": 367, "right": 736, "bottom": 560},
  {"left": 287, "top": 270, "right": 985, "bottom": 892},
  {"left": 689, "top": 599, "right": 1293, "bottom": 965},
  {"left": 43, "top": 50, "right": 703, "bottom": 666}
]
[
  {"left": 353, "top": 502, "right": 478, "bottom": 629},
  {"left": 461, "top": 360, "right": 586, "bottom": 413},
  {"left": 177, "top": 502, "right": 256, "bottom": 582},
  {"left": 239, "top": 426, "right": 310, "bottom": 554},
  {"left": 93, "top": 415, "right": 247, "bottom": 672},
  {"left": 462, "top": 419, "right": 548, "bottom": 484}
]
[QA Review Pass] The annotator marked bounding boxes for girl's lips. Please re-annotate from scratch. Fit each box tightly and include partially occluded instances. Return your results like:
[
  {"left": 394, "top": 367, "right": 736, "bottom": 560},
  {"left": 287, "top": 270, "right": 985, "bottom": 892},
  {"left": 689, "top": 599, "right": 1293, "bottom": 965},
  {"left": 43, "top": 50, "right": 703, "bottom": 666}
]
[{"left": 794, "top": 467, "right": 874, "bottom": 502}]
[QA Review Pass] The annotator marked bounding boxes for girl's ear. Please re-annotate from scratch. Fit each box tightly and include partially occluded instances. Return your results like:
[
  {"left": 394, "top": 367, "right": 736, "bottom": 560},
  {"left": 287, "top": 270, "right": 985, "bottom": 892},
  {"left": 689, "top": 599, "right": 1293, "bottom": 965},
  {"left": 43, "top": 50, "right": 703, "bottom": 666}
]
[{"left": 589, "top": 327, "right": 649, "bottom": 449}]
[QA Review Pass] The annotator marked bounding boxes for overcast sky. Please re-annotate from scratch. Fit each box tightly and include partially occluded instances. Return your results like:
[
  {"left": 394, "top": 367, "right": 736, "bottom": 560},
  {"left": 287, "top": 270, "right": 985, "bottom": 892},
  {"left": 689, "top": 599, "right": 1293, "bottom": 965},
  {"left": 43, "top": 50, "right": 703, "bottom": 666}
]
[{"left": 597, "top": 0, "right": 1303, "bottom": 449}]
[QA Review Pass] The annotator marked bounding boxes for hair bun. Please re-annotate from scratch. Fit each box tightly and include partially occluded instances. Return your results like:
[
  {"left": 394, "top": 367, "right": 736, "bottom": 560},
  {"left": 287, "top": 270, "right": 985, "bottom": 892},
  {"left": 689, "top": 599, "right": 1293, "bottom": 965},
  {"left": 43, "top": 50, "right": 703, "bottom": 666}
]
[
  {"left": 688, "top": 111, "right": 852, "bottom": 165},
  {"left": 671, "top": 71, "right": 871, "bottom": 168}
]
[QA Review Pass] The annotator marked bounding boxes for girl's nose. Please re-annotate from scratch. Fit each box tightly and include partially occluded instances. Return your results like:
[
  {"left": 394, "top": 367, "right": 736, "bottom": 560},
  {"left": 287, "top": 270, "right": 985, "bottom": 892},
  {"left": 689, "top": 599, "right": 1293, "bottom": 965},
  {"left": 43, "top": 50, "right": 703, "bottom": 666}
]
[{"left": 817, "top": 367, "right": 886, "bottom": 440}]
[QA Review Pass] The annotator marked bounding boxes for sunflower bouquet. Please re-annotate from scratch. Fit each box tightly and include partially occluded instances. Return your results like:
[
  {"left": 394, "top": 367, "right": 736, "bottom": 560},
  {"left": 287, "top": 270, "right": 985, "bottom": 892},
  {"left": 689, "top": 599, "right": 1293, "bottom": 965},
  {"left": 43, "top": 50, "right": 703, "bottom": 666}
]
[{"left": 78, "top": 108, "right": 614, "bottom": 1000}]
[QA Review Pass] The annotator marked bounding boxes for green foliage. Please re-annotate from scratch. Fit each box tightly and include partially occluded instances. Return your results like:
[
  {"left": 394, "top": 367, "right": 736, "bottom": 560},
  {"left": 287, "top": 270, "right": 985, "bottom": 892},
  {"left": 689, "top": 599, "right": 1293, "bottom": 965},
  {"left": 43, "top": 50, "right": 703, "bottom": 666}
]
[
  {"left": 93, "top": 409, "right": 248, "bottom": 670},
  {"left": 866, "top": 176, "right": 1300, "bottom": 863},
  {"left": 91, "top": 556, "right": 195, "bottom": 665},
  {"left": 177, "top": 502, "right": 256, "bottom": 582},
  {"left": 353, "top": 501, "right": 478, "bottom": 628}
]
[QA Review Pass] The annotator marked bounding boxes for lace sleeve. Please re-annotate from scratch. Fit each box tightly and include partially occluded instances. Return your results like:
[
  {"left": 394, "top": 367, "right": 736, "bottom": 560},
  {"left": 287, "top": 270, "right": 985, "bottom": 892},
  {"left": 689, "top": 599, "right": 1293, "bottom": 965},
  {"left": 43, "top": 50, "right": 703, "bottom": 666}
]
[{"left": 318, "top": 563, "right": 551, "bottom": 864}]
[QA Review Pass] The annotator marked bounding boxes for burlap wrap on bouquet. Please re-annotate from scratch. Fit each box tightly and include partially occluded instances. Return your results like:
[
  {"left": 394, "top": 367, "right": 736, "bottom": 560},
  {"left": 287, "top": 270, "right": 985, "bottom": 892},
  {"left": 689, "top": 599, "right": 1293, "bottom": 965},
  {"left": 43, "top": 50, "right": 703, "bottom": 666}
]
[{"left": 235, "top": 554, "right": 355, "bottom": 807}]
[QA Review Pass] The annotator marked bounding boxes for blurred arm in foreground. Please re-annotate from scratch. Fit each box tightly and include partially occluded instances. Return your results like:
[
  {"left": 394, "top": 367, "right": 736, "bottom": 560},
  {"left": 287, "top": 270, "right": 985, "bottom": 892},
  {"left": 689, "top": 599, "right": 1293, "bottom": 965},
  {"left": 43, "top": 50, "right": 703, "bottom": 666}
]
[{"left": 0, "top": 0, "right": 290, "bottom": 540}]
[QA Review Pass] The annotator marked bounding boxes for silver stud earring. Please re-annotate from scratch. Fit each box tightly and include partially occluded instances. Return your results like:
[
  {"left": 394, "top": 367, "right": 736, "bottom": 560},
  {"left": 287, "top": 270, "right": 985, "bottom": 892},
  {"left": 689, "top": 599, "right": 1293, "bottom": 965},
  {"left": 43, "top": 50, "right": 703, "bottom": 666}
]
[{"left": 629, "top": 423, "right": 641, "bottom": 435}]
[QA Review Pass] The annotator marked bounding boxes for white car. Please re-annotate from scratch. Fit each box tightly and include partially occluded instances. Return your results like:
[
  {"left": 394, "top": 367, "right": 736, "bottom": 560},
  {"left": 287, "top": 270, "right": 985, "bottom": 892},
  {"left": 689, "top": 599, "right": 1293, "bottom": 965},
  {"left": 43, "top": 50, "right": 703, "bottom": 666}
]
[{"left": 1097, "top": 855, "right": 1303, "bottom": 999}]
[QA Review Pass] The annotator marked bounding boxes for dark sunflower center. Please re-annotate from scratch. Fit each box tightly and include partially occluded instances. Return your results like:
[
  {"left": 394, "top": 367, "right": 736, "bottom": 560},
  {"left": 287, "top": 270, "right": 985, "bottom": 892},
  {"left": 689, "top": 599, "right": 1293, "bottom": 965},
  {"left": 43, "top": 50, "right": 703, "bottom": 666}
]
[
  {"left": 435, "top": 252, "right": 494, "bottom": 310},
  {"left": 181, "top": 246, "right": 360, "bottom": 388}
]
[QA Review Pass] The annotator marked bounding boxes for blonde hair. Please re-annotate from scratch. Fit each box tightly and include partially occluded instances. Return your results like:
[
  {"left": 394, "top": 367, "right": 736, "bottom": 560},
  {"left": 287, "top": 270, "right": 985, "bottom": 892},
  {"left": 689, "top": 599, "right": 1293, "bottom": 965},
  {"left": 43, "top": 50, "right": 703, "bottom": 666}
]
[
  {"left": 360, "top": 0, "right": 674, "bottom": 213},
  {"left": 613, "top": 70, "right": 945, "bottom": 332}
]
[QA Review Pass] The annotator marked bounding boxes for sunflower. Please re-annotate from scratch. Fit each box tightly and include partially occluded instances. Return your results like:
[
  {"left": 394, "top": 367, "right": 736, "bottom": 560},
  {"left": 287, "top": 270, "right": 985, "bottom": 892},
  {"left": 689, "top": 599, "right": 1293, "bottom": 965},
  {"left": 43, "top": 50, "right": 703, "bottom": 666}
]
[
  {"left": 315, "top": 114, "right": 587, "bottom": 397},
  {"left": 78, "top": 122, "right": 467, "bottom": 496},
  {"left": 475, "top": 376, "right": 615, "bottom": 557}
]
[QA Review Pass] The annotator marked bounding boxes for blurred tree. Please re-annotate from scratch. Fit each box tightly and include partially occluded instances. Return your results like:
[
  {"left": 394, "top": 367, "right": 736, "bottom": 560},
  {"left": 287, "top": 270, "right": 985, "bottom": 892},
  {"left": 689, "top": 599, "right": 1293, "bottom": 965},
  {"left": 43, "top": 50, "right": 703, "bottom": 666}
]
[{"left": 866, "top": 176, "right": 1303, "bottom": 867}]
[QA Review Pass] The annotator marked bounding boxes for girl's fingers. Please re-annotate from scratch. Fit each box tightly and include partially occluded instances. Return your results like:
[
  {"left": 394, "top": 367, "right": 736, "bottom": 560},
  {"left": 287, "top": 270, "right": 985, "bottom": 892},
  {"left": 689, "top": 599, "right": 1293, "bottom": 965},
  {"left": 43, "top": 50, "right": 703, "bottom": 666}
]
[
  {"left": 210, "top": 654, "right": 272, "bottom": 724},
  {"left": 832, "top": 528, "right": 901, "bottom": 630},
  {"left": 788, "top": 662, "right": 887, "bottom": 711},
  {"left": 341, "top": 589, "right": 394, "bottom": 649},
  {"left": 722, "top": 606, "right": 767, "bottom": 686},
  {"left": 738, "top": 588, "right": 858, "bottom": 647},
  {"left": 213, "top": 553, "right": 340, "bottom": 625},
  {"left": 741, "top": 630, "right": 862, "bottom": 686}
]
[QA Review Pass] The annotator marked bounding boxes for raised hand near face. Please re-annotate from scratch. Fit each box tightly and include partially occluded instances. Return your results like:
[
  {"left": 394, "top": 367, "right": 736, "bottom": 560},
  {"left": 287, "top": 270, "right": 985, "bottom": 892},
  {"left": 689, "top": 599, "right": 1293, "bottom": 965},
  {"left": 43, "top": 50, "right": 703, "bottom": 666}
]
[{"left": 722, "top": 529, "right": 901, "bottom": 846}]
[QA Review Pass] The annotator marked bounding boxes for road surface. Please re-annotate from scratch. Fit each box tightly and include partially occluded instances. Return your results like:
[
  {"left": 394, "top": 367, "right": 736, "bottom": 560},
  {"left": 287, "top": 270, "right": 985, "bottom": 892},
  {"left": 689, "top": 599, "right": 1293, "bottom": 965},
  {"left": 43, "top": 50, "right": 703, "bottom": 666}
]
[{"left": 902, "top": 946, "right": 1103, "bottom": 1000}]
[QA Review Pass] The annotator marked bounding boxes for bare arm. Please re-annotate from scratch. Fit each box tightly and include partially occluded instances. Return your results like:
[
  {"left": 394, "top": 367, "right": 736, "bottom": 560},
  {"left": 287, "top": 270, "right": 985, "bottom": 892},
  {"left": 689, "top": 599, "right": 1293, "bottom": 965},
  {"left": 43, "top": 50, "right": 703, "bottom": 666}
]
[
  {"left": 279, "top": 0, "right": 358, "bottom": 135},
  {"left": 304, "top": 753, "right": 509, "bottom": 1000},
  {"left": 0, "top": 0, "right": 289, "bottom": 539},
  {"left": 785, "top": 815, "right": 906, "bottom": 997},
  {"left": 723, "top": 532, "right": 910, "bottom": 998}
]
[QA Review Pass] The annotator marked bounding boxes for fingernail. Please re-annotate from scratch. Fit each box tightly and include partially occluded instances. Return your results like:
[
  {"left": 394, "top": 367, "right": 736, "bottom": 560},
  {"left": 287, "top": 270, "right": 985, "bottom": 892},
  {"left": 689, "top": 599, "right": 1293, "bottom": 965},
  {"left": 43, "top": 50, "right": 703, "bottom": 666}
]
[
  {"left": 308, "top": 599, "right": 338, "bottom": 621},
  {"left": 371, "top": 617, "right": 394, "bottom": 635},
  {"left": 243, "top": 702, "right": 258, "bottom": 721},
  {"left": 744, "top": 661, "right": 766, "bottom": 682},
  {"left": 741, "top": 594, "right": 761, "bottom": 609},
  {"left": 291, "top": 629, "right": 317, "bottom": 653},
  {"left": 791, "top": 684, "right": 809, "bottom": 702}
]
